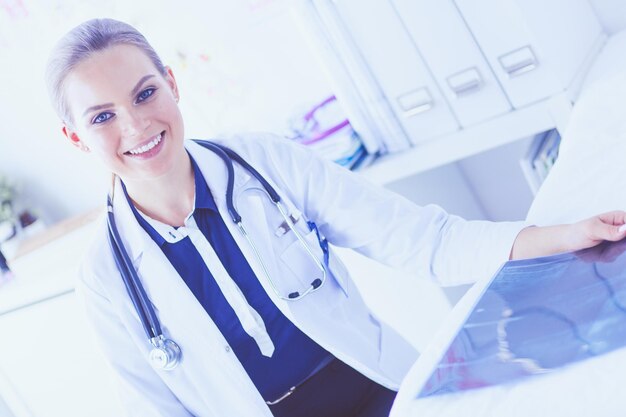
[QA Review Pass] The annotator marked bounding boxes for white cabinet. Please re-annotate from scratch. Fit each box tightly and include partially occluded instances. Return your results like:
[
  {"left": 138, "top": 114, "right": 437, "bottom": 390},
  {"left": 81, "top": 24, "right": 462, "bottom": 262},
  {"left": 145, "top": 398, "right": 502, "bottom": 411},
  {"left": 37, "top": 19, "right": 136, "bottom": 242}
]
[
  {"left": 455, "top": 0, "right": 604, "bottom": 107},
  {"left": 303, "top": 0, "right": 606, "bottom": 178}
]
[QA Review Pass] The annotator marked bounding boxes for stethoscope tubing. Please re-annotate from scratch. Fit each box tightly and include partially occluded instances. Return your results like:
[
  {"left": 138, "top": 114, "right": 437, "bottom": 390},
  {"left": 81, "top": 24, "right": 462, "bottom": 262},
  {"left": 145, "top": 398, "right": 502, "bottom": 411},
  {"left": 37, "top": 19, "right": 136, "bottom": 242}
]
[
  {"left": 203, "top": 140, "right": 327, "bottom": 300},
  {"left": 106, "top": 140, "right": 329, "bottom": 369},
  {"left": 107, "top": 218, "right": 153, "bottom": 338},
  {"left": 192, "top": 140, "right": 282, "bottom": 220},
  {"left": 107, "top": 198, "right": 162, "bottom": 339},
  {"left": 191, "top": 141, "right": 242, "bottom": 223}
]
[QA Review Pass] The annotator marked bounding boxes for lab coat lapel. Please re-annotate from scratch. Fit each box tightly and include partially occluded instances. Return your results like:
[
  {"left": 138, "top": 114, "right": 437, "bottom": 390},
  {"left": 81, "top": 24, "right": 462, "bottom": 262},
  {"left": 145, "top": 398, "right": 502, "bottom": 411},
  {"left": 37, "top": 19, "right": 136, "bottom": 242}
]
[
  {"left": 137, "top": 241, "right": 211, "bottom": 337},
  {"left": 110, "top": 175, "right": 219, "bottom": 344}
]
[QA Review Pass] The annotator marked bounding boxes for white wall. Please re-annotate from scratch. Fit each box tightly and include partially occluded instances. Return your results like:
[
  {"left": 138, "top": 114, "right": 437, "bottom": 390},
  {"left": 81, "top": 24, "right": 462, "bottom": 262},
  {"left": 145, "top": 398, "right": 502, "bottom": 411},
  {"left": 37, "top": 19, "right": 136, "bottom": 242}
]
[
  {"left": 457, "top": 136, "right": 535, "bottom": 222},
  {"left": 383, "top": 137, "right": 536, "bottom": 223},
  {"left": 0, "top": 28, "right": 108, "bottom": 225},
  {"left": 386, "top": 164, "right": 488, "bottom": 220},
  {"left": 588, "top": 0, "right": 626, "bottom": 34}
]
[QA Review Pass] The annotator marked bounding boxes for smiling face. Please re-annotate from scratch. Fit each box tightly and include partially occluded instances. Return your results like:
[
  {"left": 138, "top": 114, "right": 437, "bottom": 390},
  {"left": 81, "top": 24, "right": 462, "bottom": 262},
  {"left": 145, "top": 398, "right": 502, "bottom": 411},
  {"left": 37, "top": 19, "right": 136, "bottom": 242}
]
[{"left": 62, "top": 44, "right": 185, "bottom": 182}]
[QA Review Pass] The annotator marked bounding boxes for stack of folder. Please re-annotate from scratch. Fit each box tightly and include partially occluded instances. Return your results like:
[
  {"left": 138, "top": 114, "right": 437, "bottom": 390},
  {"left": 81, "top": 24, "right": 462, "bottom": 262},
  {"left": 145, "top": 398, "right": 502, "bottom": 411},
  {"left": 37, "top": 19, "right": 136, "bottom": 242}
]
[
  {"left": 286, "top": 95, "right": 377, "bottom": 170},
  {"left": 520, "top": 129, "right": 562, "bottom": 194}
]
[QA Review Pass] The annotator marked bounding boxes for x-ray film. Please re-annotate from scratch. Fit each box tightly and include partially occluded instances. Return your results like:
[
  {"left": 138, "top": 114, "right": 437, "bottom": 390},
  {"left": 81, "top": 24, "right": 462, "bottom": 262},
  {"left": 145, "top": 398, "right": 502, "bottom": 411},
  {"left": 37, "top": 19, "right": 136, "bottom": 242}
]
[{"left": 417, "top": 239, "right": 626, "bottom": 398}]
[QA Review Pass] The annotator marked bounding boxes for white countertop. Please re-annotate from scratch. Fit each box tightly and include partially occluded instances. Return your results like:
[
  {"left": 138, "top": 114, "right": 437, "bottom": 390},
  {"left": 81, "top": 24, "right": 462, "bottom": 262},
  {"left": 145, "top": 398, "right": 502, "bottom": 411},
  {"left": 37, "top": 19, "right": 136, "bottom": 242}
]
[
  {"left": 391, "top": 345, "right": 626, "bottom": 417},
  {"left": 0, "top": 218, "right": 100, "bottom": 315}
]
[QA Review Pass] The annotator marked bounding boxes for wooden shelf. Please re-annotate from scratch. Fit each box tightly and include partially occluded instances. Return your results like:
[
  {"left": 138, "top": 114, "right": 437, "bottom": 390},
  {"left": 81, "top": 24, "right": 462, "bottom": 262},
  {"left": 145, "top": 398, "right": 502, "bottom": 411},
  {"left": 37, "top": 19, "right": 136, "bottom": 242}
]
[{"left": 12, "top": 208, "right": 102, "bottom": 260}]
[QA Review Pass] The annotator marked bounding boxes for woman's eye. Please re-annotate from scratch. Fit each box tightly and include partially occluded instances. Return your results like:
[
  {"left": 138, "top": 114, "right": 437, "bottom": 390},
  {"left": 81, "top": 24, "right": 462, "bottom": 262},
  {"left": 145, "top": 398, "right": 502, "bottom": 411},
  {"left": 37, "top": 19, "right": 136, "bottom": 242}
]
[
  {"left": 92, "top": 112, "right": 113, "bottom": 124},
  {"left": 136, "top": 87, "right": 156, "bottom": 103}
]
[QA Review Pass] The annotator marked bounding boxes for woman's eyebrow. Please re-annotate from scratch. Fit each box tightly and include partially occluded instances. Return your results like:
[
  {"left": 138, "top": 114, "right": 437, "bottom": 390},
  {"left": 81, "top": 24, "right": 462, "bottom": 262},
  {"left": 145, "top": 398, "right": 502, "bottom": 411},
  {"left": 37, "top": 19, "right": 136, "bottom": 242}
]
[
  {"left": 81, "top": 74, "right": 157, "bottom": 118},
  {"left": 83, "top": 103, "right": 113, "bottom": 117},
  {"left": 130, "top": 74, "right": 156, "bottom": 97}
]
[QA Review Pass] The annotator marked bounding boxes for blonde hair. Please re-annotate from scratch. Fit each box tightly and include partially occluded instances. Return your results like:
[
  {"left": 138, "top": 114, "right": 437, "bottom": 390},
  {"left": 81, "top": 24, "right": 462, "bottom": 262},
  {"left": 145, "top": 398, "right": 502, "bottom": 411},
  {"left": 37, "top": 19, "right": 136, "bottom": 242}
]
[{"left": 45, "top": 18, "right": 167, "bottom": 127}]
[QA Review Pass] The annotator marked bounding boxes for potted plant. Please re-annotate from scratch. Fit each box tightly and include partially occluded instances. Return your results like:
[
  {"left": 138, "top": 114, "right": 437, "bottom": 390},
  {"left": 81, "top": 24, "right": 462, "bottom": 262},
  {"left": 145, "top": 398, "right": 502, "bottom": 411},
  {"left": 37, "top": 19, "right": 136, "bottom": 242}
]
[{"left": 0, "top": 174, "right": 17, "bottom": 243}]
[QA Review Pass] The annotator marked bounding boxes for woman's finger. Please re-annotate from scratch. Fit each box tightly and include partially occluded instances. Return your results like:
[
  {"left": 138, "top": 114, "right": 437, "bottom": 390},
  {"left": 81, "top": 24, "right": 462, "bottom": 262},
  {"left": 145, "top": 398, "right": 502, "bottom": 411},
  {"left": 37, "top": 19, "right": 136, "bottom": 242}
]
[
  {"left": 598, "top": 210, "right": 626, "bottom": 226},
  {"left": 593, "top": 215, "right": 626, "bottom": 241}
]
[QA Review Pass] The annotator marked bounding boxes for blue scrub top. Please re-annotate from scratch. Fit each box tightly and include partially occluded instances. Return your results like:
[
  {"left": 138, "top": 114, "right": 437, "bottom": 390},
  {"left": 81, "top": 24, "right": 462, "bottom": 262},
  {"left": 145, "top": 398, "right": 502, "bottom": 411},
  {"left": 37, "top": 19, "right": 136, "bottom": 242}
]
[{"left": 121, "top": 155, "right": 331, "bottom": 401}]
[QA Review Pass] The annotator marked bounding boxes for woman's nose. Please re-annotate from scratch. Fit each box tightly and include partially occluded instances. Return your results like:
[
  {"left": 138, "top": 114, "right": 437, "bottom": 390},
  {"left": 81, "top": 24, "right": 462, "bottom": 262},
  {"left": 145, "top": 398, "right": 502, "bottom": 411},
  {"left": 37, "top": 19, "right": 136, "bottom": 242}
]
[{"left": 120, "top": 109, "right": 149, "bottom": 137}]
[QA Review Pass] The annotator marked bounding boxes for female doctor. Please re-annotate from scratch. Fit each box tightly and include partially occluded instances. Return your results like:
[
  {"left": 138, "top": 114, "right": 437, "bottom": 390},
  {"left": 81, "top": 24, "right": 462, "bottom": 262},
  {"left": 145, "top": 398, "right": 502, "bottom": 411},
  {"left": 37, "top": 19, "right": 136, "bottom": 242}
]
[{"left": 46, "top": 18, "right": 626, "bottom": 417}]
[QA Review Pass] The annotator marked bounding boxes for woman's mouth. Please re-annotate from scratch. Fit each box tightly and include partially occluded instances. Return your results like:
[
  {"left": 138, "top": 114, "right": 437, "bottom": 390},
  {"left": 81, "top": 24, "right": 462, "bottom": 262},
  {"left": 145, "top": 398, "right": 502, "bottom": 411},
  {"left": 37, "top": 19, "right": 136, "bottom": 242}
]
[{"left": 124, "top": 131, "right": 165, "bottom": 159}]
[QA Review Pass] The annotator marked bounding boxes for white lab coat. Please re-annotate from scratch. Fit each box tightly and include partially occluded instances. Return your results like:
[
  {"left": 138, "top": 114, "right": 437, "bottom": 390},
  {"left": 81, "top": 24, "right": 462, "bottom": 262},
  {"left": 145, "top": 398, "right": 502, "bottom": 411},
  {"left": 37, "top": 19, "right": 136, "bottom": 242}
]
[{"left": 77, "top": 133, "right": 527, "bottom": 416}]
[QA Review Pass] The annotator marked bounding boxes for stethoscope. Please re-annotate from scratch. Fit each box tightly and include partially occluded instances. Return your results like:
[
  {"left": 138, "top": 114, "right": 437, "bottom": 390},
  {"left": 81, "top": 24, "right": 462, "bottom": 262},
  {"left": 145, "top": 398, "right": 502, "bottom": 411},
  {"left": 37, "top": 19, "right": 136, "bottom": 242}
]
[{"left": 106, "top": 140, "right": 330, "bottom": 371}]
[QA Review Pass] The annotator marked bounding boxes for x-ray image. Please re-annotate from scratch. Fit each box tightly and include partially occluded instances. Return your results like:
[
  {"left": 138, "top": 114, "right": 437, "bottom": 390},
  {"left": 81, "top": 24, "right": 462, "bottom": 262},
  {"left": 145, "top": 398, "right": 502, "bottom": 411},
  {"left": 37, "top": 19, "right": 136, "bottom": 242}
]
[{"left": 418, "top": 238, "right": 626, "bottom": 398}]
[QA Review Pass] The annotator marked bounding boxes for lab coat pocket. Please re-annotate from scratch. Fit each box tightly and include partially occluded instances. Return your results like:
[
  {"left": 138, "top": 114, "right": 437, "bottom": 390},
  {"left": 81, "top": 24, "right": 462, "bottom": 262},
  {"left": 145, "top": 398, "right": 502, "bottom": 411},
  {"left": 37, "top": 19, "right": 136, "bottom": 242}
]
[
  {"left": 278, "top": 228, "right": 350, "bottom": 298},
  {"left": 374, "top": 315, "right": 419, "bottom": 384},
  {"left": 279, "top": 229, "right": 327, "bottom": 291},
  {"left": 327, "top": 246, "right": 351, "bottom": 297}
]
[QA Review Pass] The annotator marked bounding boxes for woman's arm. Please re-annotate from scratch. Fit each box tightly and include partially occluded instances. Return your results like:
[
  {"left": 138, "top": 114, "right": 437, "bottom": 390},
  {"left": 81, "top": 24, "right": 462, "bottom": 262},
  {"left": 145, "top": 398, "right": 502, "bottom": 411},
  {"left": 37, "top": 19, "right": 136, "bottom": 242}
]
[
  {"left": 243, "top": 134, "right": 522, "bottom": 285},
  {"left": 510, "top": 211, "right": 626, "bottom": 260},
  {"left": 242, "top": 133, "right": 625, "bottom": 285}
]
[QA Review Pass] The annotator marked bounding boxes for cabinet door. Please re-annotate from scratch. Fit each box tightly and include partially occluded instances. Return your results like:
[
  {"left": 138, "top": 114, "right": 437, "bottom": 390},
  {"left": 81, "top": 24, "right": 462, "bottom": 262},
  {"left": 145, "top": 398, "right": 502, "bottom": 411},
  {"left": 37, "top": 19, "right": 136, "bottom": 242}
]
[
  {"left": 392, "top": 0, "right": 512, "bottom": 127},
  {"left": 0, "top": 293, "right": 124, "bottom": 417},
  {"left": 333, "top": 0, "right": 459, "bottom": 144},
  {"left": 455, "top": 0, "right": 603, "bottom": 108}
]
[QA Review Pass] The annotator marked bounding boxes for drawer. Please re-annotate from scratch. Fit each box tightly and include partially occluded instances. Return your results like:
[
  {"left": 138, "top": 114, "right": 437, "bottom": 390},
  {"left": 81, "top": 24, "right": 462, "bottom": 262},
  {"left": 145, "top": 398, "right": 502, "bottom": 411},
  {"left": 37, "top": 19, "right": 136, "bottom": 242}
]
[
  {"left": 334, "top": 0, "right": 460, "bottom": 144},
  {"left": 392, "top": 0, "right": 512, "bottom": 127},
  {"left": 455, "top": 0, "right": 604, "bottom": 107}
]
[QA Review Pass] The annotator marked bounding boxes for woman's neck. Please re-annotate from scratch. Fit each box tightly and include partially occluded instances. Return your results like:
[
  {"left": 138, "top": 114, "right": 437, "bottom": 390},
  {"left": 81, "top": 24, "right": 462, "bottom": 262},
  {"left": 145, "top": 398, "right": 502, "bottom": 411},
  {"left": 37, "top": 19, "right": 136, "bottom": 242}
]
[{"left": 121, "top": 152, "right": 195, "bottom": 227}]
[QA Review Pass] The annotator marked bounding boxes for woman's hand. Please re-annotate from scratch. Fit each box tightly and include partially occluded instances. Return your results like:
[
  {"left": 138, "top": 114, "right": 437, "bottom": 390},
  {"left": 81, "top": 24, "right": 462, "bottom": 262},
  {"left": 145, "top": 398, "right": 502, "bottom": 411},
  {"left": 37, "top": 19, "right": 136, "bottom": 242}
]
[{"left": 510, "top": 210, "right": 626, "bottom": 260}]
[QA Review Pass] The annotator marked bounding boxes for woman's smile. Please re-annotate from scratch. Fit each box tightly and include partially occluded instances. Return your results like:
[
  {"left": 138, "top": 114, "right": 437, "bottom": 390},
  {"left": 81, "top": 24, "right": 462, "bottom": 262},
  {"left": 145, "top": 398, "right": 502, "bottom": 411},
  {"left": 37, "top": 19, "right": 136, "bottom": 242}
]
[{"left": 124, "top": 130, "right": 166, "bottom": 160}]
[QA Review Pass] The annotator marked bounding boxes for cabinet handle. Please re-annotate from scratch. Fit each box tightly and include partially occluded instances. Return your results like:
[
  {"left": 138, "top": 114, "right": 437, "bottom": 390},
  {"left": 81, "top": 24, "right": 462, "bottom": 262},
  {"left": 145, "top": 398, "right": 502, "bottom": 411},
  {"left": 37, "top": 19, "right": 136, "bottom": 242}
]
[
  {"left": 447, "top": 67, "right": 483, "bottom": 97},
  {"left": 397, "top": 87, "right": 434, "bottom": 117},
  {"left": 499, "top": 45, "right": 538, "bottom": 78}
]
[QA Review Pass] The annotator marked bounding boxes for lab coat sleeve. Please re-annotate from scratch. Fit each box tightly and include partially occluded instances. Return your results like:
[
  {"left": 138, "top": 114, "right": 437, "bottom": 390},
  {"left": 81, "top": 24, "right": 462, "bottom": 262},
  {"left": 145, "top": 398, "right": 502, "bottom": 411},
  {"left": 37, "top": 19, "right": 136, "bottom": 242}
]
[
  {"left": 76, "top": 265, "right": 194, "bottom": 417},
  {"left": 247, "top": 133, "right": 529, "bottom": 286}
]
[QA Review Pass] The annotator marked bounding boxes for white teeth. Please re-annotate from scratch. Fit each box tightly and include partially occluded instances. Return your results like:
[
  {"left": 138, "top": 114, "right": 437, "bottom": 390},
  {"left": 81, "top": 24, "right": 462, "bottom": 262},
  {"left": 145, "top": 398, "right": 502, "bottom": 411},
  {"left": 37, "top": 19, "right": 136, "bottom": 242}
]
[{"left": 129, "top": 133, "right": 162, "bottom": 155}]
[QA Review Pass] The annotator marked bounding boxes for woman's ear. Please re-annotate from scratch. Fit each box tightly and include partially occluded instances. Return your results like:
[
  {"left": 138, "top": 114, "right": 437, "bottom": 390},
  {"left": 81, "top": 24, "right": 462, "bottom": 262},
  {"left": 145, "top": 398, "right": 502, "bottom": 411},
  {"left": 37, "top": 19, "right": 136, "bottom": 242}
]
[
  {"left": 164, "top": 66, "right": 180, "bottom": 103},
  {"left": 61, "top": 125, "right": 90, "bottom": 153}
]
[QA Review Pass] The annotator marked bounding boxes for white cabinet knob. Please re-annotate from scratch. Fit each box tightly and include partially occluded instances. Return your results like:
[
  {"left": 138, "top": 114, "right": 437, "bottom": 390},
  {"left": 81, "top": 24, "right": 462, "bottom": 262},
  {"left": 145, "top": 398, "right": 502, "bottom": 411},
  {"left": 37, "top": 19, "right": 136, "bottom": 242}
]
[
  {"left": 498, "top": 45, "right": 539, "bottom": 78},
  {"left": 446, "top": 67, "right": 483, "bottom": 97},
  {"left": 397, "top": 87, "right": 434, "bottom": 117}
]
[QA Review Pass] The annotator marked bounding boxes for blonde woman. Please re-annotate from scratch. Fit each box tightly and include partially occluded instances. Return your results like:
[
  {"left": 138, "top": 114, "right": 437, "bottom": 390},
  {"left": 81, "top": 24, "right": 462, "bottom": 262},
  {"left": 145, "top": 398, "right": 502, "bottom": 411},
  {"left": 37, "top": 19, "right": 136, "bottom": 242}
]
[{"left": 46, "top": 18, "right": 626, "bottom": 417}]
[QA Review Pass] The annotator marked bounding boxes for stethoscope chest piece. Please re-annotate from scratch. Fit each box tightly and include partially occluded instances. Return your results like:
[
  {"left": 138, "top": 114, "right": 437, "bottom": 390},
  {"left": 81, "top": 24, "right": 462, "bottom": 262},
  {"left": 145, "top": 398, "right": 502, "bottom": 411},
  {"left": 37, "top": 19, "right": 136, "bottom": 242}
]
[{"left": 149, "top": 336, "right": 182, "bottom": 371}]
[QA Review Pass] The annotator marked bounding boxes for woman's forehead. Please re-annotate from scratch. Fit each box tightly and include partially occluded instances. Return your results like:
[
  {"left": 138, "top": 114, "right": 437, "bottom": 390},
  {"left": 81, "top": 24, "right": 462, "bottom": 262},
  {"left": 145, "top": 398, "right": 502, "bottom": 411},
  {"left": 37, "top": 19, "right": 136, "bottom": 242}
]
[
  {"left": 68, "top": 45, "right": 158, "bottom": 88},
  {"left": 63, "top": 44, "right": 160, "bottom": 117},
  {"left": 72, "top": 44, "right": 155, "bottom": 81}
]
